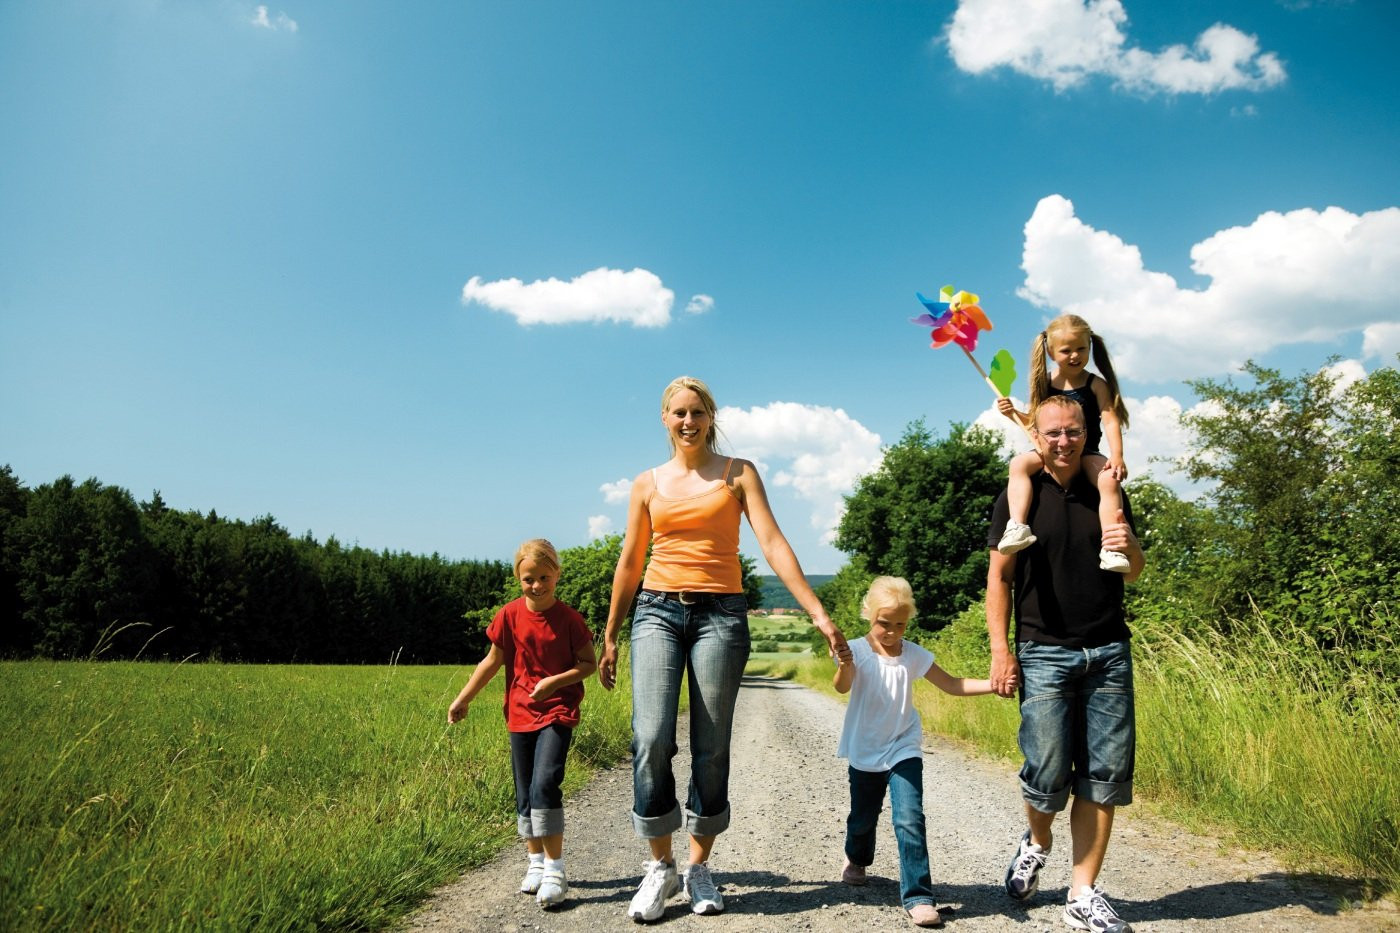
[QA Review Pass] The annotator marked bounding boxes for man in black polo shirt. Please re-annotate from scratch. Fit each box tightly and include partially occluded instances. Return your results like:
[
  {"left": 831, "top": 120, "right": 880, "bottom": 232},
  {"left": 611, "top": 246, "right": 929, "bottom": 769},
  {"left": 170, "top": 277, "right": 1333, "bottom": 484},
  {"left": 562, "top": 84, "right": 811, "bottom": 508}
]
[{"left": 986, "top": 395, "right": 1145, "bottom": 933}]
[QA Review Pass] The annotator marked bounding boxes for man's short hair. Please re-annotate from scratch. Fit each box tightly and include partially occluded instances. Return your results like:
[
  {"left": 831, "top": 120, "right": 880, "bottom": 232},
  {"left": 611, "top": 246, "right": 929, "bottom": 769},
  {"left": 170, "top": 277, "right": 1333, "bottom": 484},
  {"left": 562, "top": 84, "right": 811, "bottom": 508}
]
[{"left": 1033, "top": 395, "right": 1086, "bottom": 427}]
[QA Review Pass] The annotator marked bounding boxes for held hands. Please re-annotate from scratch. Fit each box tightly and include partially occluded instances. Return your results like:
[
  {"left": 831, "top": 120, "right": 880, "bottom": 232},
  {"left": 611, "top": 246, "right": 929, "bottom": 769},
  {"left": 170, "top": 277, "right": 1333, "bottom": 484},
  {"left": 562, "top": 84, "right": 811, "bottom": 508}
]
[
  {"left": 814, "top": 616, "right": 848, "bottom": 657},
  {"left": 831, "top": 640, "right": 854, "bottom": 667},
  {"left": 989, "top": 653, "right": 1021, "bottom": 699}
]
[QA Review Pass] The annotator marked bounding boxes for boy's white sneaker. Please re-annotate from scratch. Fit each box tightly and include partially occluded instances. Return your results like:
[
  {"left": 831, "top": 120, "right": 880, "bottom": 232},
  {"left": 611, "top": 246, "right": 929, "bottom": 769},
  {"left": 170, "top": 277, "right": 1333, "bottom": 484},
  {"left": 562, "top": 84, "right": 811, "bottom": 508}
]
[
  {"left": 536, "top": 867, "right": 567, "bottom": 908},
  {"left": 683, "top": 861, "right": 724, "bottom": 915},
  {"left": 627, "top": 859, "right": 678, "bottom": 923},
  {"left": 1099, "top": 548, "right": 1131, "bottom": 573},
  {"left": 999, "top": 521, "right": 1037, "bottom": 554},
  {"left": 520, "top": 860, "right": 544, "bottom": 894}
]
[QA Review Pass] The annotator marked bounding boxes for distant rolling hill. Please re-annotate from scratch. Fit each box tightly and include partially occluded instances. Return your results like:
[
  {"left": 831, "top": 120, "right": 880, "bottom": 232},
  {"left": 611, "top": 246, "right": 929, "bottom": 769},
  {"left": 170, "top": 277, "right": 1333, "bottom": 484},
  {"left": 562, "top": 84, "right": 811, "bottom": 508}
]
[{"left": 757, "top": 574, "right": 834, "bottom": 611}]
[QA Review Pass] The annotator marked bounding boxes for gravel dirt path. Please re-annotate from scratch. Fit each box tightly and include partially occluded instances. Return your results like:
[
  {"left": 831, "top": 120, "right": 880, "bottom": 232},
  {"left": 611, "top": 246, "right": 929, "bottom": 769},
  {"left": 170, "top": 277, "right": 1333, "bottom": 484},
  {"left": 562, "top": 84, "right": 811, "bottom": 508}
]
[{"left": 404, "top": 676, "right": 1395, "bottom": 932}]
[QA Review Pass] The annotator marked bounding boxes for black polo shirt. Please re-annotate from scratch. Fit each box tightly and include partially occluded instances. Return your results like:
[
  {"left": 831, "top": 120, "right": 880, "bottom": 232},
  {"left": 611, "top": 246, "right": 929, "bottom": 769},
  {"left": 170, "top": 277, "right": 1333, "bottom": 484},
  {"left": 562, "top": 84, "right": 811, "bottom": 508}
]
[{"left": 987, "top": 470, "right": 1134, "bottom": 649}]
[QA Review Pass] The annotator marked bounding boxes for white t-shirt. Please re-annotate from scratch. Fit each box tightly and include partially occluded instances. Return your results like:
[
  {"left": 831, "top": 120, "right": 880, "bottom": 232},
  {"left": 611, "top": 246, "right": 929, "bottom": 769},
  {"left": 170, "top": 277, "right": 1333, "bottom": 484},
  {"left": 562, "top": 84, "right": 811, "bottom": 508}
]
[{"left": 837, "top": 636, "right": 935, "bottom": 772}]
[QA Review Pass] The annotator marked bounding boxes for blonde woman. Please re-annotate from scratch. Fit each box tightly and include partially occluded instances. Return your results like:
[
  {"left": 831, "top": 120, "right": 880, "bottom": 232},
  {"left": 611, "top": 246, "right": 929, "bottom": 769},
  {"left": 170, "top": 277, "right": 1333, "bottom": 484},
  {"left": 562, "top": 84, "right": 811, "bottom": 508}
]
[{"left": 598, "top": 376, "right": 846, "bottom": 922}]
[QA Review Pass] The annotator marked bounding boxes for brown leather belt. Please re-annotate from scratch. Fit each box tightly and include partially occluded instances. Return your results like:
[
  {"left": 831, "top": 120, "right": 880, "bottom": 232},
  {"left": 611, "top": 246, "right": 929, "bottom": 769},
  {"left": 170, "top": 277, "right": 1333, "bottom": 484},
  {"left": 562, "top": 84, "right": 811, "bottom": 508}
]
[{"left": 640, "top": 588, "right": 742, "bottom": 605}]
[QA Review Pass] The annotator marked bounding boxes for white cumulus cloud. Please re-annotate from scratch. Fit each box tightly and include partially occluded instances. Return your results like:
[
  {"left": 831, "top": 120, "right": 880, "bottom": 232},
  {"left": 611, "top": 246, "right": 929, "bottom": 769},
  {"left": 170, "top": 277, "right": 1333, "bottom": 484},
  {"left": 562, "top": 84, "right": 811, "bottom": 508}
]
[
  {"left": 1362, "top": 322, "right": 1400, "bottom": 362},
  {"left": 685, "top": 294, "right": 715, "bottom": 315},
  {"left": 1017, "top": 195, "right": 1400, "bottom": 382},
  {"left": 587, "top": 515, "right": 614, "bottom": 540},
  {"left": 717, "top": 402, "right": 883, "bottom": 545},
  {"left": 461, "top": 267, "right": 675, "bottom": 327},
  {"left": 945, "top": 0, "right": 1284, "bottom": 94},
  {"left": 599, "top": 478, "right": 632, "bottom": 505},
  {"left": 251, "top": 5, "right": 297, "bottom": 32}
]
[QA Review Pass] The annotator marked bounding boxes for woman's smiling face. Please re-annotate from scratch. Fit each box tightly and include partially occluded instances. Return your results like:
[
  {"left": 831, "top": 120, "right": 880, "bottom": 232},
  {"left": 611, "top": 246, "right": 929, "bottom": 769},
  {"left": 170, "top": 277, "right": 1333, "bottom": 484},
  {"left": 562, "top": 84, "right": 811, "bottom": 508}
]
[{"left": 663, "top": 387, "right": 712, "bottom": 451}]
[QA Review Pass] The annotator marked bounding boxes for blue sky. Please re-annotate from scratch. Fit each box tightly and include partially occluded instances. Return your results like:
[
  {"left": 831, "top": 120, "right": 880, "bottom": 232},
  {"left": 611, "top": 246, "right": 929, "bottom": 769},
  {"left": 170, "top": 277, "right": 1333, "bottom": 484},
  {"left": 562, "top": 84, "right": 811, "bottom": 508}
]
[{"left": 3, "top": 0, "right": 1398, "bottom": 575}]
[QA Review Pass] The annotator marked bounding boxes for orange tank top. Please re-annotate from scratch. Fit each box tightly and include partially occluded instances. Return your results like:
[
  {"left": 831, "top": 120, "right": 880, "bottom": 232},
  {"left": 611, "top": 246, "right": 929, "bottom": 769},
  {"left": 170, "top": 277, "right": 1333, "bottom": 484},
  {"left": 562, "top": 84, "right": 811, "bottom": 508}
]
[{"left": 642, "top": 458, "right": 744, "bottom": 593}]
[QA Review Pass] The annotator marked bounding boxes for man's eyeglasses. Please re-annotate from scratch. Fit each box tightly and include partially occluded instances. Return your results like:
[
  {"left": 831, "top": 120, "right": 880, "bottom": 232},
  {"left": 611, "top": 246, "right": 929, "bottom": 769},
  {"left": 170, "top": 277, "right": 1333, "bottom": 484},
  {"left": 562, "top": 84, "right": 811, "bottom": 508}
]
[{"left": 1037, "top": 428, "right": 1085, "bottom": 441}]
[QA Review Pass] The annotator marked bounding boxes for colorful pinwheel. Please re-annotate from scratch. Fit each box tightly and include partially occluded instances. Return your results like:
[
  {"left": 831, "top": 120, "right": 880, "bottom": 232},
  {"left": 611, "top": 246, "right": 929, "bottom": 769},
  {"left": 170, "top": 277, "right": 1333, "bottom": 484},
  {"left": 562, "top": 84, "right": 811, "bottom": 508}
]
[
  {"left": 912, "top": 285, "right": 1034, "bottom": 442},
  {"left": 911, "top": 286, "right": 993, "bottom": 353}
]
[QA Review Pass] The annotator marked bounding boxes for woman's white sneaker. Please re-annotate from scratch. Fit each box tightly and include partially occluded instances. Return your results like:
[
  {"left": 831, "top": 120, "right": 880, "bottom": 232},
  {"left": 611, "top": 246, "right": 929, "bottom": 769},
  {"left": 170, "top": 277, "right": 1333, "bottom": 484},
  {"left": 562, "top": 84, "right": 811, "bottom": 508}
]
[
  {"left": 684, "top": 862, "right": 724, "bottom": 915},
  {"left": 627, "top": 859, "right": 679, "bottom": 923}
]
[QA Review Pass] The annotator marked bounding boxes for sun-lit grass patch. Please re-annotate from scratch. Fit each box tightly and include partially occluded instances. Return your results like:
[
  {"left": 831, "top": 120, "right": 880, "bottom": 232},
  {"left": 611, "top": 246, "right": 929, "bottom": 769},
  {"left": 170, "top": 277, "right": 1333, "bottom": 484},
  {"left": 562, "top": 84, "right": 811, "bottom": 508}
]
[{"left": 0, "top": 657, "right": 633, "bottom": 931}]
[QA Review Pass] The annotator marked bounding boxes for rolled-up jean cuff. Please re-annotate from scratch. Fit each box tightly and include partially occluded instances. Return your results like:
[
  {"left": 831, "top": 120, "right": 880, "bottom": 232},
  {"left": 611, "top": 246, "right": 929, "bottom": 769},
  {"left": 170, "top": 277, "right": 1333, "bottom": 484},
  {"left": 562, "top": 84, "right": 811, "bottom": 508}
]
[
  {"left": 1075, "top": 777, "right": 1133, "bottom": 806},
  {"left": 519, "top": 807, "right": 565, "bottom": 838},
  {"left": 632, "top": 803, "right": 683, "bottom": 839},
  {"left": 1020, "top": 778, "right": 1072, "bottom": 814},
  {"left": 684, "top": 803, "right": 731, "bottom": 838}
]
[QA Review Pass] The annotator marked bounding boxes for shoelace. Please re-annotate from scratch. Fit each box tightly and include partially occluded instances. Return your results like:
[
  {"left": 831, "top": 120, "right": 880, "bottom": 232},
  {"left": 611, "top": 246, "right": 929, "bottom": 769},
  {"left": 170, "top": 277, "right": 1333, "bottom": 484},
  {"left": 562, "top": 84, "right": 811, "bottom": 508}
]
[
  {"left": 1077, "top": 889, "right": 1121, "bottom": 924},
  {"left": 637, "top": 862, "right": 672, "bottom": 898},
  {"left": 687, "top": 865, "right": 718, "bottom": 899},
  {"left": 1011, "top": 847, "right": 1046, "bottom": 883}
]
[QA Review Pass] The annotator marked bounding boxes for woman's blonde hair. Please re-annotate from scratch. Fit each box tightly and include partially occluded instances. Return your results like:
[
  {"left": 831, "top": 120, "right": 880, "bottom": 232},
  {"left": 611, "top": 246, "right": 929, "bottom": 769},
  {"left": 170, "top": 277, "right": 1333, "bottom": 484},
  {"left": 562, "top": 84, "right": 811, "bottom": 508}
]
[
  {"left": 513, "top": 538, "right": 560, "bottom": 577},
  {"left": 1029, "top": 314, "right": 1130, "bottom": 430},
  {"left": 660, "top": 375, "right": 722, "bottom": 455},
  {"left": 861, "top": 575, "right": 915, "bottom": 622}
]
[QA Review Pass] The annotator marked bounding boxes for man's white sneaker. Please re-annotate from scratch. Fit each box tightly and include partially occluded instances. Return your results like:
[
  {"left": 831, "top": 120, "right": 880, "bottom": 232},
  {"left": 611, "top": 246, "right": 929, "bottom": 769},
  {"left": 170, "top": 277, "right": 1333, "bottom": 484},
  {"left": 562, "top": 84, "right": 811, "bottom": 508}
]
[
  {"left": 1004, "top": 829, "right": 1049, "bottom": 901},
  {"left": 684, "top": 861, "right": 724, "bottom": 915},
  {"left": 627, "top": 859, "right": 678, "bottom": 923},
  {"left": 1099, "top": 548, "right": 1131, "bottom": 573},
  {"left": 536, "top": 867, "right": 567, "bottom": 908},
  {"left": 999, "top": 521, "right": 1037, "bottom": 554},
  {"left": 1063, "top": 884, "right": 1132, "bottom": 932}
]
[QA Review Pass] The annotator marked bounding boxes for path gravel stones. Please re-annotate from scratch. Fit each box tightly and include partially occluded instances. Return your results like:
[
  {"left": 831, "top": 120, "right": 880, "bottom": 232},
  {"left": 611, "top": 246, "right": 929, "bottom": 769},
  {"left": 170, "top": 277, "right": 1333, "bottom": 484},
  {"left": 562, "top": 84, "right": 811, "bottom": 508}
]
[{"left": 403, "top": 676, "right": 1394, "bottom": 932}]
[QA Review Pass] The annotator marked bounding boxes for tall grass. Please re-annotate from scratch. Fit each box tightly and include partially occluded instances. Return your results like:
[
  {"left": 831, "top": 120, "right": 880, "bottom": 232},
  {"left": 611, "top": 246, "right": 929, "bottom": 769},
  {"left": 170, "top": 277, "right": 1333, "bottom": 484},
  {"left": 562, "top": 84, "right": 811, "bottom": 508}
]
[
  {"left": 1131, "top": 613, "right": 1399, "bottom": 893},
  {"left": 0, "top": 655, "right": 633, "bottom": 931},
  {"left": 909, "top": 602, "right": 1400, "bottom": 892}
]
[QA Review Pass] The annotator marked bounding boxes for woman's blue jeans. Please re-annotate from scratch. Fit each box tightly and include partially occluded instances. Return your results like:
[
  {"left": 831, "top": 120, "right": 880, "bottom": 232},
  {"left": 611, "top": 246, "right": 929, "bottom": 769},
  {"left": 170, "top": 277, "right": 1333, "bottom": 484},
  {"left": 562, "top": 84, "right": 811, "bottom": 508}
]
[
  {"left": 629, "top": 589, "right": 750, "bottom": 839},
  {"left": 845, "top": 758, "right": 935, "bottom": 909}
]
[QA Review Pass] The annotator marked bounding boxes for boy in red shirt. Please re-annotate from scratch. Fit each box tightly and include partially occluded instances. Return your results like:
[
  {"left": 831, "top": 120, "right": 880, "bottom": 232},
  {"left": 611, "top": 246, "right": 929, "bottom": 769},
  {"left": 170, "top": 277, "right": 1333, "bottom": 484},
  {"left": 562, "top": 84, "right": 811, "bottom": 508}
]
[{"left": 448, "top": 539, "right": 596, "bottom": 909}]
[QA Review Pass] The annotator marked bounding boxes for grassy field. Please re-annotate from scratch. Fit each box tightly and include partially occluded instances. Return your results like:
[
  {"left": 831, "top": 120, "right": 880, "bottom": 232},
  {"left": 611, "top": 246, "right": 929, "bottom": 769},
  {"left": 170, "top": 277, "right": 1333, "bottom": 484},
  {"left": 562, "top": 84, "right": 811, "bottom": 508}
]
[
  {"left": 0, "top": 658, "right": 634, "bottom": 932},
  {"left": 747, "top": 612, "right": 815, "bottom": 662},
  {"left": 759, "top": 608, "right": 1400, "bottom": 898}
]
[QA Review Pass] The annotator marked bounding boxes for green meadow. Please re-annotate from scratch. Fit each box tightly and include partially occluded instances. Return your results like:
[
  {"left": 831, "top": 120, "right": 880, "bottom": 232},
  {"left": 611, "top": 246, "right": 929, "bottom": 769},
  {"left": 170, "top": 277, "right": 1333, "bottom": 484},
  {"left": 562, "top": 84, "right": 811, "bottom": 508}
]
[{"left": 1, "top": 658, "right": 633, "bottom": 932}]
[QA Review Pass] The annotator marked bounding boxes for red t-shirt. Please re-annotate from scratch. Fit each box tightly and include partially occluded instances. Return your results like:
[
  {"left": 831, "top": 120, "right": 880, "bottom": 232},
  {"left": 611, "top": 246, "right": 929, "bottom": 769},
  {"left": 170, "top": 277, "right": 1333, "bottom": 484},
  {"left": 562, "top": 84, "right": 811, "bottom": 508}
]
[{"left": 486, "top": 597, "right": 592, "bottom": 732}]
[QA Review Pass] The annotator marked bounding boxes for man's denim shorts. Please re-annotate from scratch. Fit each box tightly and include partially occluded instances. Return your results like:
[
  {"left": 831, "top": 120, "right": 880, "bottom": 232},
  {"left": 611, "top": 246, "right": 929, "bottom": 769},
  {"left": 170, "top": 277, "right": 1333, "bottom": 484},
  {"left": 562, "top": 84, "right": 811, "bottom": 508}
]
[{"left": 1016, "top": 639, "right": 1135, "bottom": 812}]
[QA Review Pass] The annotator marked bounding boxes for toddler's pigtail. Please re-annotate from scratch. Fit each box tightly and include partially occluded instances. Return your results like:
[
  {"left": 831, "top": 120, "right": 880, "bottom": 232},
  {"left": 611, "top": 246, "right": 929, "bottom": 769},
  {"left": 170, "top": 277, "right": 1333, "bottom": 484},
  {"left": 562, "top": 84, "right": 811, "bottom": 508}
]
[{"left": 1089, "top": 333, "right": 1130, "bottom": 430}]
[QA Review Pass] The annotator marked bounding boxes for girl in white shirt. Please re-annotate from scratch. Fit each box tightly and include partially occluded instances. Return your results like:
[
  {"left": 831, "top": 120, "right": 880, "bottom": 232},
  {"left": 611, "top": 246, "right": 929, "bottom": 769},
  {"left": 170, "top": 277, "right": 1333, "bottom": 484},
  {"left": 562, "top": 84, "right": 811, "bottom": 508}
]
[{"left": 832, "top": 576, "right": 993, "bottom": 928}]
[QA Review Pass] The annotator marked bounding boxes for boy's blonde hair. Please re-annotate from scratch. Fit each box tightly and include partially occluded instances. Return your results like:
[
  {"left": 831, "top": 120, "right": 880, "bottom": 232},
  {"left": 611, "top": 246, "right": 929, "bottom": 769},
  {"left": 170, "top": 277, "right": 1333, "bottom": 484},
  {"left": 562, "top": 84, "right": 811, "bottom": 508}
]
[
  {"left": 861, "top": 575, "right": 915, "bottom": 621},
  {"left": 513, "top": 538, "right": 560, "bottom": 577}
]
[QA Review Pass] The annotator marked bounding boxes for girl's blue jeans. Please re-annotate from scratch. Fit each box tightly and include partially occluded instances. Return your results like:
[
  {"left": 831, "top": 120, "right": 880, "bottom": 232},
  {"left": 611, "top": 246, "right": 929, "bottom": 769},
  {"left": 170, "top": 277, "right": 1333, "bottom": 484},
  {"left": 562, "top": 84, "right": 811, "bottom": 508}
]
[
  {"left": 629, "top": 589, "right": 750, "bottom": 839},
  {"left": 509, "top": 722, "right": 573, "bottom": 838},
  {"left": 845, "top": 757, "right": 935, "bottom": 909}
]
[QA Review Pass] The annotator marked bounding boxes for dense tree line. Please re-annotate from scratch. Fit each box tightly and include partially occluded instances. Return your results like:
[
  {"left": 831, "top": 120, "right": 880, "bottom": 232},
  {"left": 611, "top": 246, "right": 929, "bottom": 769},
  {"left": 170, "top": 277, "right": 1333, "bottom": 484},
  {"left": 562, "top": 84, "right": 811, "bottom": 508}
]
[
  {"left": 1126, "top": 360, "right": 1399, "bottom": 676},
  {"left": 0, "top": 472, "right": 769, "bottom": 664},
  {"left": 0, "top": 470, "right": 510, "bottom": 663},
  {"left": 826, "top": 360, "right": 1400, "bottom": 679}
]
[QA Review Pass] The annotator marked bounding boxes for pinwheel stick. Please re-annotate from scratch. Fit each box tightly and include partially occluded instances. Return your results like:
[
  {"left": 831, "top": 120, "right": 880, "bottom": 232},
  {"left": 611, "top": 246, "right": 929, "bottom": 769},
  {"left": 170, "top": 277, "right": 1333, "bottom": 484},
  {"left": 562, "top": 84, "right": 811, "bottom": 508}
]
[{"left": 962, "top": 346, "right": 1036, "bottom": 443}]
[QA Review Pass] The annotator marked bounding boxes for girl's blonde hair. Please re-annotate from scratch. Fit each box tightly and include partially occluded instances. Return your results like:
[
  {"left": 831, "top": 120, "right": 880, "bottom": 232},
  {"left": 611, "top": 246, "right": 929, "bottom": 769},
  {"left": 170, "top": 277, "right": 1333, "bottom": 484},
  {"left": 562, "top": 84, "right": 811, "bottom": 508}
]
[
  {"left": 660, "top": 375, "right": 722, "bottom": 455},
  {"left": 513, "top": 538, "right": 560, "bottom": 577},
  {"left": 861, "top": 576, "right": 915, "bottom": 622},
  {"left": 1029, "top": 314, "right": 1130, "bottom": 430}
]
